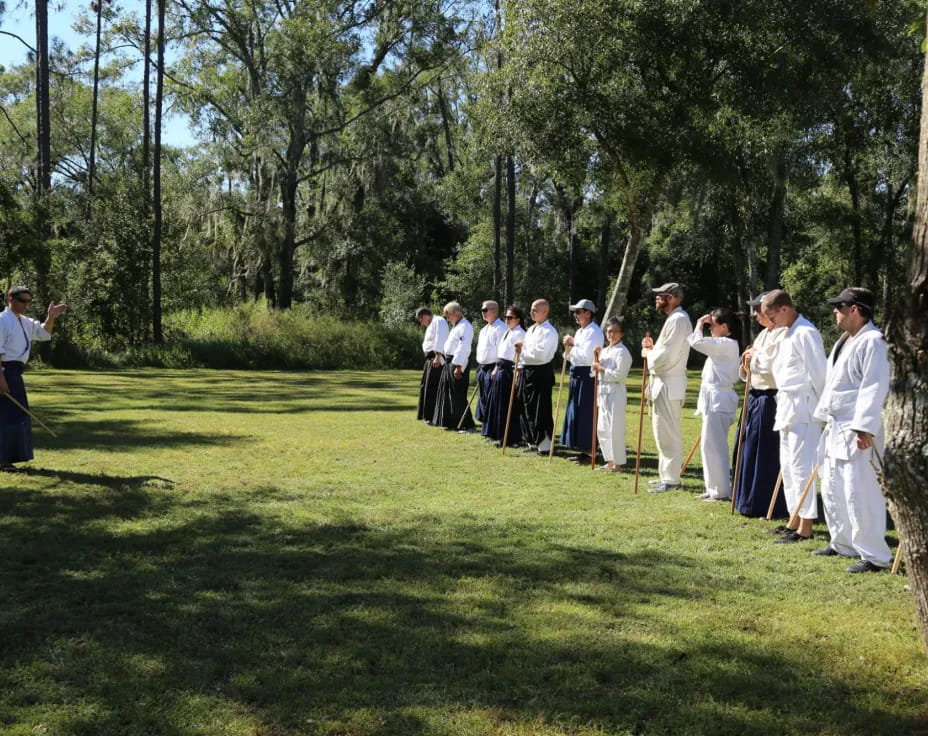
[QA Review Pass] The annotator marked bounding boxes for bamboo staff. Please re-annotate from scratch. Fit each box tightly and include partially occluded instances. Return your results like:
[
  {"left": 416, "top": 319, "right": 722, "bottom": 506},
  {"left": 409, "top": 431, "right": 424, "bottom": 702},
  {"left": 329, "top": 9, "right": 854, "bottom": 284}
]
[
  {"left": 590, "top": 346, "right": 601, "bottom": 469},
  {"left": 787, "top": 466, "right": 819, "bottom": 529},
  {"left": 501, "top": 345, "right": 522, "bottom": 455},
  {"left": 633, "top": 356, "right": 649, "bottom": 495},
  {"left": 765, "top": 471, "right": 783, "bottom": 520},
  {"left": 680, "top": 433, "right": 701, "bottom": 476},
  {"left": 3, "top": 392, "right": 57, "bottom": 438},
  {"left": 548, "top": 346, "right": 571, "bottom": 462},
  {"left": 729, "top": 374, "right": 752, "bottom": 515},
  {"left": 456, "top": 381, "right": 480, "bottom": 430},
  {"left": 891, "top": 541, "right": 904, "bottom": 575}
]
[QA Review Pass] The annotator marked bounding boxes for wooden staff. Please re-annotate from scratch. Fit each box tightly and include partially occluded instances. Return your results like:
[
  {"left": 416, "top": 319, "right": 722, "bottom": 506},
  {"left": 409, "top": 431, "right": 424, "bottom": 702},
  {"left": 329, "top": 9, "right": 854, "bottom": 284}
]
[
  {"left": 633, "top": 356, "right": 649, "bottom": 495},
  {"left": 590, "top": 346, "right": 601, "bottom": 469},
  {"left": 729, "top": 374, "right": 752, "bottom": 515},
  {"left": 456, "top": 380, "right": 480, "bottom": 430},
  {"left": 548, "top": 346, "right": 571, "bottom": 462},
  {"left": 501, "top": 345, "right": 522, "bottom": 455},
  {"left": 765, "top": 471, "right": 783, "bottom": 520},
  {"left": 891, "top": 541, "right": 904, "bottom": 575},
  {"left": 680, "top": 433, "right": 701, "bottom": 476},
  {"left": 787, "top": 466, "right": 819, "bottom": 529},
  {"left": 3, "top": 392, "right": 57, "bottom": 438}
]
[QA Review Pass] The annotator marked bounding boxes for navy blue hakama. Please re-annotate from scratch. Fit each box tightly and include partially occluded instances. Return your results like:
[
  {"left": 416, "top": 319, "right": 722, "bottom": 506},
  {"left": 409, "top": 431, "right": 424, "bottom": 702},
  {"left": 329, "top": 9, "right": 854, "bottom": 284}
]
[
  {"left": 560, "top": 365, "right": 595, "bottom": 449},
  {"left": 733, "top": 389, "right": 786, "bottom": 518},
  {"left": 482, "top": 359, "right": 522, "bottom": 444},
  {"left": 0, "top": 361, "right": 34, "bottom": 464},
  {"left": 475, "top": 363, "right": 494, "bottom": 423}
]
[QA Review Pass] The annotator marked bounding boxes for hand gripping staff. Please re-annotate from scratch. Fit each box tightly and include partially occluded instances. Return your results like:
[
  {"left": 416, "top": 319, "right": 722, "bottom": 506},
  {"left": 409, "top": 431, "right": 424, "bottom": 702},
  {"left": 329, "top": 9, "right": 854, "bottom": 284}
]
[{"left": 633, "top": 355, "right": 648, "bottom": 495}]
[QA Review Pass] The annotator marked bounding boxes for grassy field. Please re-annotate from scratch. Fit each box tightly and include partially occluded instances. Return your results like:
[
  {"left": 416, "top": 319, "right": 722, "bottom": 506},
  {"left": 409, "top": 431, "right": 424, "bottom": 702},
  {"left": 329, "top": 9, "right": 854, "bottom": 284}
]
[{"left": 1, "top": 368, "right": 926, "bottom": 736}]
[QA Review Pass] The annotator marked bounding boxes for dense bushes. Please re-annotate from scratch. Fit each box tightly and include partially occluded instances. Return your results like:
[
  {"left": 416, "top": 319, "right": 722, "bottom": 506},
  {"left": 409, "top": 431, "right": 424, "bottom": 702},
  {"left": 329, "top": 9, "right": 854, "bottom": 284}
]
[{"left": 46, "top": 302, "right": 422, "bottom": 370}]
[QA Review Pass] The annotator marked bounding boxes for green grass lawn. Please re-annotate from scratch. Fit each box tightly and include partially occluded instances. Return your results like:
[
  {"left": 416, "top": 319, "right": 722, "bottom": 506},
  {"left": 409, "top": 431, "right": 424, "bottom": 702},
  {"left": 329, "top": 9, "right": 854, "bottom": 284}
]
[{"left": 1, "top": 369, "right": 926, "bottom": 736}]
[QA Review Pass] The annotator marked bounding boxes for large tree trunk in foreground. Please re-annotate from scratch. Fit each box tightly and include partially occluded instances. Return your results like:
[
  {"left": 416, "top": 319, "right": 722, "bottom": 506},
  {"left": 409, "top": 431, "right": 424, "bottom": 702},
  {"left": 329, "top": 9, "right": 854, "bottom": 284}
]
[{"left": 883, "top": 25, "right": 928, "bottom": 652}]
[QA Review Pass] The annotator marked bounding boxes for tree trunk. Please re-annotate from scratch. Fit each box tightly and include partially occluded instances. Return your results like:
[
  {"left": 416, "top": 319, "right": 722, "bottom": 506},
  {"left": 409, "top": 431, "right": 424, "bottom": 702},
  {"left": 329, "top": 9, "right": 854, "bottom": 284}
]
[
  {"left": 151, "top": 0, "right": 164, "bottom": 342},
  {"left": 493, "top": 154, "right": 502, "bottom": 301},
  {"left": 765, "top": 152, "right": 786, "bottom": 290},
  {"left": 436, "top": 83, "right": 455, "bottom": 174},
  {"left": 603, "top": 217, "right": 646, "bottom": 321},
  {"left": 883, "top": 26, "right": 928, "bottom": 653},
  {"left": 87, "top": 0, "right": 104, "bottom": 212},
  {"left": 142, "top": 0, "right": 151, "bottom": 209},
  {"left": 33, "top": 0, "right": 51, "bottom": 302},
  {"left": 505, "top": 153, "right": 515, "bottom": 306},
  {"left": 597, "top": 211, "right": 612, "bottom": 312},
  {"left": 843, "top": 144, "right": 863, "bottom": 285}
]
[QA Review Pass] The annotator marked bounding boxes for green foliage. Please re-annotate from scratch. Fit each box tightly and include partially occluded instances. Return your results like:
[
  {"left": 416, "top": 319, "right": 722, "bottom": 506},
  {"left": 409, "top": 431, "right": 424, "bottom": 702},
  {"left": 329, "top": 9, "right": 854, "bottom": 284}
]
[{"left": 378, "top": 261, "right": 427, "bottom": 329}]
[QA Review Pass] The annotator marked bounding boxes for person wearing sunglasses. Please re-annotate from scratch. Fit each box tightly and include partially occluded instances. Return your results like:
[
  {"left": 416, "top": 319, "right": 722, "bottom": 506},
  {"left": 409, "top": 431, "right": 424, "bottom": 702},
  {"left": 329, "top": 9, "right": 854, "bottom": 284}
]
[
  {"left": 514, "top": 299, "right": 559, "bottom": 454},
  {"left": 474, "top": 300, "right": 507, "bottom": 434},
  {"left": 811, "top": 287, "right": 892, "bottom": 573},
  {"left": 0, "top": 286, "right": 68, "bottom": 472},
  {"left": 483, "top": 305, "right": 526, "bottom": 446},
  {"left": 561, "top": 299, "right": 604, "bottom": 462}
]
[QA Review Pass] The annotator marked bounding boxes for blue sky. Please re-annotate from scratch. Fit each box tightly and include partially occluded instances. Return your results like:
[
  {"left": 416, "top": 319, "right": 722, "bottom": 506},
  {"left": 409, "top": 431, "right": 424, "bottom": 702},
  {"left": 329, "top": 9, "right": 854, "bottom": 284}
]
[{"left": 1, "top": 0, "right": 195, "bottom": 147}]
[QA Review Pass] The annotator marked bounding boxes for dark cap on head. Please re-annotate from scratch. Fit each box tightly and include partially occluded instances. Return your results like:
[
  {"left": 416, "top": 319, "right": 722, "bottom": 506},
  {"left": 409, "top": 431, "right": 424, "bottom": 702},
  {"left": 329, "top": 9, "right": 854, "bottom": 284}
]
[
  {"left": 826, "top": 287, "right": 874, "bottom": 312},
  {"left": 747, "top": 292, "right": 769, "bottom": 307},
  {"left": 652, "top": 282, "right": 683, "bottom": 300}
]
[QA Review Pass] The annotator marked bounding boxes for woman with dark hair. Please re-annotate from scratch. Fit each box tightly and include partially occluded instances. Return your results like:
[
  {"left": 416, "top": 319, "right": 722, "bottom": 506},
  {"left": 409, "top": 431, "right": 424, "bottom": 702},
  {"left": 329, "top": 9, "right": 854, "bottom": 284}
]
[
  {"left": 483, "top": 305, "right": 526, "bottom": 446},
  {"left": 687, "top": 308, "right": 741, "bottom": 501},
  {"left": 592, "top": 317, "right": 632, "bottom": 471}
]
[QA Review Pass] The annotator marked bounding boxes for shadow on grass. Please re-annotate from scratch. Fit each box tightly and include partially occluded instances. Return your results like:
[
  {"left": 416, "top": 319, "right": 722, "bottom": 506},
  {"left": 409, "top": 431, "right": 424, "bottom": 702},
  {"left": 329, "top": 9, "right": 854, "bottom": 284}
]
[{"left": 0, "top": 484, "right": 919, "bottom": 735}]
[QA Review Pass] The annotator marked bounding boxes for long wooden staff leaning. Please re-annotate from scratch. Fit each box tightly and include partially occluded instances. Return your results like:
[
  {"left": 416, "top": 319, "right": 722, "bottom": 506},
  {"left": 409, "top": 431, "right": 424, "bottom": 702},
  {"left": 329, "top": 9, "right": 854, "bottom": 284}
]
[
  {"left": 787, "top": 466, "right": 819, "bottom": 528},
  {"left": 590, "top": 346, "right": 601, "bottom": 469},
  {"left": 729, "top": 371, "right": 752, "bottom": 515},
  {"left": 891, "top": 541, "right": 905, "bottom": 575},
  {"left": 501, "top": 344, "right": 522, "bottom": 455},
  {"left": 3, "top": 392, "right": 57, "bottom": 438},
  {"left": 456, "top": 381, "right": 480, "bottom": 430},
  {"left": 548, "top": 345, "right": 571, "bottom": 462},
  {"left": 633, "top": 351, "right": 649, "bottom": 495},
  {"left": 680, "top": 433, "right": 701, "bottom": 476},
  {"left": 765, "top": 471, "right": 783, "bottom": 520}
]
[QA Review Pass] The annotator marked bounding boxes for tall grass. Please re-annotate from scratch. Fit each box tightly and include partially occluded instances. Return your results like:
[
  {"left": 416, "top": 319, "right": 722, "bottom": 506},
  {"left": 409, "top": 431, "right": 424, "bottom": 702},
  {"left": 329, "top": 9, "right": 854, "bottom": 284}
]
[{"left": 47, "top": 303, "right": 423, "bottom": 370}]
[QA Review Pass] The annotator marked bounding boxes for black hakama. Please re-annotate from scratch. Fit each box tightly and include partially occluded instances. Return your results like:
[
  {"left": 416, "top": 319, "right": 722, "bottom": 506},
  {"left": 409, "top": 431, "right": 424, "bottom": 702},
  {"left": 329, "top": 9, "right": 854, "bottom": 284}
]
[
  {"left": 518, "top": 362, "right": 554, "bottom": 447},
  {"left": 0, "top": 362, "right": 34, "bottom": 464},
  {"left": 475, "top": 363, "right": 494, "bottom": 423},
  {"left": 417, "top": 351, "right": 441, "bottom": 421},
  {"left": 732, "top": 389, "right": 786, "bottom": 518},
  {"left": 560, "top": 365, "right": 595, "bottom": 449},
  {"left": 432, "top": 357, "right": 475, "bottom": 429},
  {"left": 482, "top": 359, "right": 521, "bottom": 444}
]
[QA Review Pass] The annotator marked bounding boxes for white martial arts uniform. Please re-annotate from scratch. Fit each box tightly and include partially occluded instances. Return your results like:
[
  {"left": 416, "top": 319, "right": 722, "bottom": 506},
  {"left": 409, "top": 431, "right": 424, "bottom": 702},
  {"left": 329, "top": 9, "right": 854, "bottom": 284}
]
[
  {"left": 497, "top": 325, "right": 526, "bottom": 362},
  {"left": 568, "top": 322, "right": 604, "bottom": 368},
  {"left": 755, "top": 315, "right": 826, "bottom": 519},
  {"left": 519, "top": 321, "right": 559, "bottom": 367},
  {"left": 476, "top": 318, "right": 507, "bottom": 365},
  {"left": 646, "top": 307, "right": 692, "bottom": 484},
  {"left": 443, "top": 317, "right": 473, "bottom": 368},
  {"left": 814, "top": 322, "right": 892, "bottom": 566},
  {"left": 596, "top": 342, "right": 632, "bottom": 465},
  {"left": 422, "top": 316, "right": 449, "bottom": 360},
  {"left": 687, "top": 329, "right": 740, "bottom": 499}
]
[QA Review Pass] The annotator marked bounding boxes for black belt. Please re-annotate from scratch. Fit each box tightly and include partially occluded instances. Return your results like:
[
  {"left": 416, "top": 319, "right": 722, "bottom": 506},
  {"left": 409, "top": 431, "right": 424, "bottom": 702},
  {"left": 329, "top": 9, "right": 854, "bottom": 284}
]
[
  {"left": 750, "top": 388, "right": 777, "bottom": 397},
  {"left": 1, "top": 361, "right": 24, "bottom": 367},
  {"left": 479, "top": 362, "right": 495, "bottom": 369}
]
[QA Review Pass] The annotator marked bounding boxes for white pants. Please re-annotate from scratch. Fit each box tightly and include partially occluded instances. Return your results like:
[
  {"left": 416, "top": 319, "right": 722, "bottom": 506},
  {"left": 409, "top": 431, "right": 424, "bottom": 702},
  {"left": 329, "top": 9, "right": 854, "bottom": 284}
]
[
  {"left": 819, "top": 424, "right": 892, "bottom": 566},
  {"left": 597, "top": 387, "right": 627, "bottom": 465},
  {"left": 700, "top": 410, "right": 735, "bottom": 499},
  {"left": 779, "top": 422, "right": 820, "bottom": 519},
  {"left": 652, "top": 390, "right": 683, "bottom": 484}
]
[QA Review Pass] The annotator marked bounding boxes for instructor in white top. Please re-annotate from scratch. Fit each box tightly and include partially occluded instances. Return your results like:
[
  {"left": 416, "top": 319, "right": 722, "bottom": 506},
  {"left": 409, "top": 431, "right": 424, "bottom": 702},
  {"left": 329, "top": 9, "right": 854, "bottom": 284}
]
[
  {"left": 812, "top": 287, "right": 892, "bottom": 572},
  {"left": 642, "top": 282, "right": 692, "bottom": 492}
]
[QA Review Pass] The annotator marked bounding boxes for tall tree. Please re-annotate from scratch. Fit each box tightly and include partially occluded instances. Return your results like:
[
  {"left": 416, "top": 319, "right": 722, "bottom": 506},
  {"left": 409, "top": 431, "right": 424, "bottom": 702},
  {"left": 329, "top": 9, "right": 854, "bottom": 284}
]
[{"left": 151, "top": 0, "right": 164, "bottom": 341}]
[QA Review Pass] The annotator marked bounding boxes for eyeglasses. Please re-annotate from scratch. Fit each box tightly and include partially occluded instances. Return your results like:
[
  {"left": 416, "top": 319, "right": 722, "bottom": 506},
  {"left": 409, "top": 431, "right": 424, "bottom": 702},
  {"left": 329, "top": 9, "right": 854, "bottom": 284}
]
[
  {"left": 481, "top": 307, "right": 494, "bottom": 313},
  {"left": 833, "top": 302, "right": 853, "bottom": 311},
  {"left": 504, "top": 315, "right": 517, "bottom": 320}
]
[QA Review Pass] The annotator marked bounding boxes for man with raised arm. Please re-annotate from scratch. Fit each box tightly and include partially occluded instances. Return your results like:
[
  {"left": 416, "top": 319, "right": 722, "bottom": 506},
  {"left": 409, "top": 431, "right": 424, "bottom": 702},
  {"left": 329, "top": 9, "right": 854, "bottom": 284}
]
[
  {"left": 641, "top": 283, "right": 692, "bottom": 493},
  {"left": 0, "top": 286, "right": 68, "bottom": 473},
  {"left": 514, "top": 299, "right": 559, "bottom": 454},
  {"left": 811, "top": 287, "right": 892, "bottom": 572},
  {"left": 757, "top": 289, "right": 827, "bottom": 544}
]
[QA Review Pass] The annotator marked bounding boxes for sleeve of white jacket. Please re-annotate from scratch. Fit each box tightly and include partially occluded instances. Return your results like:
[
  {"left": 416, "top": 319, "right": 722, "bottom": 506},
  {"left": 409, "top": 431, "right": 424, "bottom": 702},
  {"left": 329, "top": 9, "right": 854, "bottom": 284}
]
[
  {"left": 436, "top": 319, "right": 449, "bottom": 349},
  {"left": 450, "top": 321, "right": 473, "bottom": 367},
  {"left": 801, "top": 327, "right": 828, "bottom": 399},
  {"left": 687, "top": 330, "right": 734, "bottom": 359},
  {"left": 851, "top": 335, "right": 890, "bottom": 437},
  {"left": 649, "top": 313, "right": 689, "bottom": 373}
]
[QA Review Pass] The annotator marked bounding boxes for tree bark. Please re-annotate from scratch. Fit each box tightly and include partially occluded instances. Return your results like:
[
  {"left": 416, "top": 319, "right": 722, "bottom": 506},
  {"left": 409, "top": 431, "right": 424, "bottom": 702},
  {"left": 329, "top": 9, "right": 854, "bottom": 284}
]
[
  {"left": 843, "top": 144, "right": 863, "bottom": 285},
  {"left": 87, "top": 0, "right": 104, "bottom": 212},
  {"left": 151, "top": 0, "right": 164, "bottom": 342},
  {"left": 505, "top": 153, "right": 516, "bottom": 306},
  {"left": 597, "top": 211, "right": 612, "bottom": 312},
  {"left": 33, "top": 0, "right": 51, "bottom": 302},
  {"left": 883, "top": 24, "right": 928, "bottom": 653},
  {"left": 493, "top": 155, "right": 502, "bottom": 301},
  {"left": 765, "top": 152, "right": 786, "bottom": 290},
  {"left": 603, "top": 216, "right": 646, "bottom": 322}
]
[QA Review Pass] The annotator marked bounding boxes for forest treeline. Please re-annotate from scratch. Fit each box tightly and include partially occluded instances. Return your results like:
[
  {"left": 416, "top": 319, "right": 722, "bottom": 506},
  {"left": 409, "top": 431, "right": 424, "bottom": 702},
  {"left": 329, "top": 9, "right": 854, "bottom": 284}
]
[{"left": 0, "top": 0, "right": 922, "bottom": 364}]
